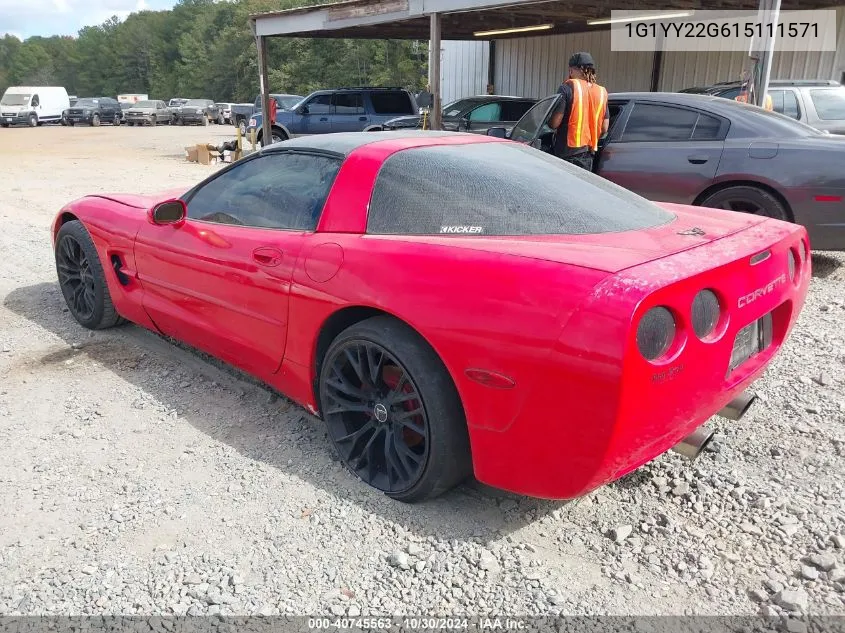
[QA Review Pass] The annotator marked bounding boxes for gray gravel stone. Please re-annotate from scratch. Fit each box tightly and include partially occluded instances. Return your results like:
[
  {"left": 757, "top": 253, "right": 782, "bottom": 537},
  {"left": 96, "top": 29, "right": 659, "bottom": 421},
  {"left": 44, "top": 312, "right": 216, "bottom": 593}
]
[
  {"left": 832, "top": 535, "right": 845, "bottom": 550},
  {"left": 387, "top": 551, "right": 409, "bottom": 570},
  {"left": 809, "top": 553, "right": 837, "bottom": 572},
  {"left": 776, "top": 589, "right": 809, "bottom": 613},
  {"left": 610, "top": 525, "right": 633, "bottom": 543},
  {"left": 800, "top": 566, "right": 819, "bottom": 581}
]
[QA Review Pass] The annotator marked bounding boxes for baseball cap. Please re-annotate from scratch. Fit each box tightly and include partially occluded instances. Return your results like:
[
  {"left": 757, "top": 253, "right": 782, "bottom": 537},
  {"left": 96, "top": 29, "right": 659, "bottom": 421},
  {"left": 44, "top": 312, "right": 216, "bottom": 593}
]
[{"left": 569, "top": 52, "right": 596, "bottom": 68}]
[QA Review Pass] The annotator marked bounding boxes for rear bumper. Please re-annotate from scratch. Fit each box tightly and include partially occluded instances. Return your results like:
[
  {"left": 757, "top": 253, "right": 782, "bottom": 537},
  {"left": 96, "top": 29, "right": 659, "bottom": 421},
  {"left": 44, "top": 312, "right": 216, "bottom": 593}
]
[
  {"left": 789, "top": 188, "right": 845, "bottom": 251},
  {"left": 468, "top": 221, "right": 810, "bottom": 499}
]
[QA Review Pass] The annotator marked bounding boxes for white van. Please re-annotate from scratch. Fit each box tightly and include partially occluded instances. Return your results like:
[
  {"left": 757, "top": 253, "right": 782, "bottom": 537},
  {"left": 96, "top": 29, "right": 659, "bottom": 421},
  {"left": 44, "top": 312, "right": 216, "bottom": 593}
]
[{"left": 0, "top": 86, "right": 70, "bottom": 127}]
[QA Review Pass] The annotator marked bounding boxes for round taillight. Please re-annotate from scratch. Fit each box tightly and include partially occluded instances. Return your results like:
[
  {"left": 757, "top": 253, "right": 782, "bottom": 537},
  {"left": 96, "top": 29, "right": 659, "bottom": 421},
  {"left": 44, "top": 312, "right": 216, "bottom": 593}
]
[
  {"left": 691, "top": 289, "right": 721, "bottom": 339},
  {"left": 788, "top": 248, "right": 796, "bottom": 281},
  {"left": 636, "top": 306, "right": 676, "bottom": 361}
]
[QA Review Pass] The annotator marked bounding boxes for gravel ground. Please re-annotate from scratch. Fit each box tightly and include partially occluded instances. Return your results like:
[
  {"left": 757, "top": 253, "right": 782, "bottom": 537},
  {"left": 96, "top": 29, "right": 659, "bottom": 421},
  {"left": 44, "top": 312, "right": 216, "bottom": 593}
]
[{"left": 0, "top": 125, "right": 843, "bottom": 619}]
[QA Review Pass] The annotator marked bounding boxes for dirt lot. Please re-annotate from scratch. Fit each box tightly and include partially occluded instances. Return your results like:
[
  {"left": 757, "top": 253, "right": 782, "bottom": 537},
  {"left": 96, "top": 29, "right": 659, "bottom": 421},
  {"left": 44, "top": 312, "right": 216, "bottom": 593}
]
[{"left": 0, "top": 124, "right": 844, "bottom": 618}]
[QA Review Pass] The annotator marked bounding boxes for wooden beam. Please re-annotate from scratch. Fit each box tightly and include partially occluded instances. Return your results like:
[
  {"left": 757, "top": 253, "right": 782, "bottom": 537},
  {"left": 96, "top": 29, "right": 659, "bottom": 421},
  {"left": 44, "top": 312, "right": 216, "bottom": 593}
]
[{"left": 257, "top": 34, "right": 273, "bottom": 145}]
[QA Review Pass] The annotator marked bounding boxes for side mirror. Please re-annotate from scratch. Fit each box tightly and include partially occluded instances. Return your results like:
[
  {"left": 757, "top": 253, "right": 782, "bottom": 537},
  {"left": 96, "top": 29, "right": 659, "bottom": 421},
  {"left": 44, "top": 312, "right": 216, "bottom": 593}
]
[
  {"left": 297, "top": 104, "right": 309, "bottom": 115},
  {"left": 486, "top": 127, "right": 507, "bottom": 138},
  {"left": 150, "top": 200, "right": 186, "bottom": 226}
]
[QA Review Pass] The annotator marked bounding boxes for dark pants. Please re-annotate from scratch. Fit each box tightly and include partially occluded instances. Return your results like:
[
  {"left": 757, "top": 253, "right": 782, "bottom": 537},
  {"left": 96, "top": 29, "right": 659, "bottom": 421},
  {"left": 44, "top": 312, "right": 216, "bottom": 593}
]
[{"left": 563, "top": 151, "right": 594, "bottom": 172}]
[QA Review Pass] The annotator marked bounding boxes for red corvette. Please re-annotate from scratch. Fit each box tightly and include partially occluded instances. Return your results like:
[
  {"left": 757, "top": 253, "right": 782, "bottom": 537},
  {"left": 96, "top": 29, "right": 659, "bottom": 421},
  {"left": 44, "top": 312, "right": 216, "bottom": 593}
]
[{"left": 52, "top": 131, "right": 810, "bottom": 502}]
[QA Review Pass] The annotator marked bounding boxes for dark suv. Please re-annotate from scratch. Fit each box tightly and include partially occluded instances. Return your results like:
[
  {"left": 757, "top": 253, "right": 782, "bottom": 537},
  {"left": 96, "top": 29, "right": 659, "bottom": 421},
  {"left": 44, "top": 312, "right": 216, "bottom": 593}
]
[
  {"left": 64, "top": 97, "right": 123, "bottom": 126},
  {"left": 680, "top": 79, "right": 845, "bottom": 134},
  {"left": 248, "top": 87, "right": 418, "bottom": 145},
  {"left": 383, "top": 95, "right": 537, "bottom": 134}
]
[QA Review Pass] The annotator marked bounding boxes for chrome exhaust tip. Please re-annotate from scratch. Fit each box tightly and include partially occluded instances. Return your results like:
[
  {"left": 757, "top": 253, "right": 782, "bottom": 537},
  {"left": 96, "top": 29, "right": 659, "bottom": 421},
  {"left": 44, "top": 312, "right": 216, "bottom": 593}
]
[
  {"left": 719, "top": 391, "right": 757, "bottom": 421},
  {"left": 671, "top": 427, "right": 715, "bottom": 460}
]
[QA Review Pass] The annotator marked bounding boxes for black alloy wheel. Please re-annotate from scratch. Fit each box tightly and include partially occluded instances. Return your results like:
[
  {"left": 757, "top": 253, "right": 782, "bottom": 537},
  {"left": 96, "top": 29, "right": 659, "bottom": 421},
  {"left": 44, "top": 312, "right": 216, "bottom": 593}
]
[
  {"left": 55, "top": 220, "right": 122, "bottom": 330},
  {"left": 699, "top": 185, "right": 788, "bottom": 221},
  {"left": 319, "top": 317, "right": 471, "bottom": 502}
]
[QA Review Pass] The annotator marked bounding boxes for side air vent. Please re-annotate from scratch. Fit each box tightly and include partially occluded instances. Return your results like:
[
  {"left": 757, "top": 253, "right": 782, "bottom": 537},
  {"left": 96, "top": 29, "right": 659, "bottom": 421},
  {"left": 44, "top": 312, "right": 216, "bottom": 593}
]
[{"left": 111, "top": 254, "right": 130, "bottom": 286}]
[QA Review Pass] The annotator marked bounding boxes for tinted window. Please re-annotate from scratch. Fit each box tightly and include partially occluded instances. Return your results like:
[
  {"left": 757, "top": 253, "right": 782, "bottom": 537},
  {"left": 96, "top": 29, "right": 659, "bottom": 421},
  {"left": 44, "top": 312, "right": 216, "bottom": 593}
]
[
  {"left": 367, "top": 143, "right": 674, "bottom": 236},
  {"left": 333, "top": 93, "right": 365, "bottom": 115},
  {"left": 622, "top": 103, "right": 721, "bottom": 141},
  {"left": 691, "top": 113, "right": 723, "bottom": 139},
  {"left": 500, "top": 100, "right": 535, "bottom": 121},
  {"left": 443, "top": 99, "right": 482, "bottom": 117},
  {"left": 510, "top": 96, "right": 557, "bottom": 143},
  {"left": 370, "top": 91, "right": 414, "bottom": 115},
  {"left": 306, "top": 94, "right": 333, "bottom": 114},
  {"left": 185, "top": 99, "right": 209, "bottom": 107},
  {"left": 468, "top": 102, "right": 501, "bottom": 122},
  {"left": 31, "top": 94, "right": 40, "bottom": 107},
  {"left": 186, "top": 153, "right": 342, "bottom": 231},
  {"left": 810, "top": 88, "right": 845, "bottom": 120},
  {"left": 770, "top": 90, "right": 801, "bottom": 119},
  {"left": 277, "top": 96, "right": 302, "bottom": 109}
]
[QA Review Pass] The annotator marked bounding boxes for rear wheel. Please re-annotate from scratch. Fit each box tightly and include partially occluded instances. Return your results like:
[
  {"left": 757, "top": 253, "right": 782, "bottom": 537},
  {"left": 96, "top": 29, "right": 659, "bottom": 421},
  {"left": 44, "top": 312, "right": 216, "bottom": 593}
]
[
  {"left": 259, "top": 128, "right": 287, "bottom": 146},
  {"left": 217, "top": 114, "right": 225, "bottom": 125},
  {"left": 91, "top": 114, "right": 100, "bottom": 127},
  {"left": 150, "top": 115, "right": 157, "bottom": 127},
  {"left": 318, "top": 316, "right": 471, "bottom": 502},
  {"left": 699, "top": 185, "right": 788, "bottom": 221},
  {"left": 113, "top": 114, "right": 121, "bottom": 126},
  {"left": 55, "top": 220, "right": 122, "bottom": 330},
  {"left": 238, "top": 119, "right": 247, "bottom": 136},
  {"left": 202, "top": 115, "right": 209, "bottom": 126}
]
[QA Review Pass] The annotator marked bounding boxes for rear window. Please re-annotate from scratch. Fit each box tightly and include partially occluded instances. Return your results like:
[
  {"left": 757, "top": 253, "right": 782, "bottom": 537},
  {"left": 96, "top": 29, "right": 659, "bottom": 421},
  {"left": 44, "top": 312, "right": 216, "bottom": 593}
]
[
  {"left": 370, "top": 91, "right": 414, "bottom": 115},
  {"left": 367, "top": 143, "right": 674, "bottom": 236},
  {"left": 810, "top": 88, "right": 845, "bottom": 120}
]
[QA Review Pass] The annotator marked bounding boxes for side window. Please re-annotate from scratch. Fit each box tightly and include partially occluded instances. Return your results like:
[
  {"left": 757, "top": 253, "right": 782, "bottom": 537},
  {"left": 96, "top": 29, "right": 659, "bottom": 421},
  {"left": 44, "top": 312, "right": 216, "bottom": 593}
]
[
  {"left": 781, "top": 91, "right": 800, "bottom": 119},
  {"left": 31, "top": 94, "right": 40, "bottom": 107},
  {"left": 500, "top": 100, "right": 535, "bottom": 121},
  {"left": 370, "top": 91, "right": 414, "bottom": 115},
  {"left": 333, "top": 93, "right": 365, "bottom": 115},
  {"left": 809, "top": 89, "right": 845, "bottom": 120},
  {"left": 305, "top": 94, "right": 333, "bottom": 114},
  {"left": 622, "top": 103, "right": 702, "bottom": 142},
  {"left": 509, "top": 96, "right": 558, "bottom": 143},
  {"left": 690, "top": 113, "right": 723, "bottom": 139},
  {"left": 186, "top": 153, "right": 342, "bottom": 231},
  {"left": 468, "top": 102, "right": 502, "bottom": 122},
  {"left": 720, "top": 87, "right": 742, "bottom": 100}
]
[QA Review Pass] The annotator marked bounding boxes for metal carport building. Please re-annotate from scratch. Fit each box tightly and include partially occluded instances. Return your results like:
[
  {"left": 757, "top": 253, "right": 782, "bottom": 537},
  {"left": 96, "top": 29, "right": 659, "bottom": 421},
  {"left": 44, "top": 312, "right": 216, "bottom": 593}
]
[{"left": 249, "top": 0, "right": 845, "bottom": 140}]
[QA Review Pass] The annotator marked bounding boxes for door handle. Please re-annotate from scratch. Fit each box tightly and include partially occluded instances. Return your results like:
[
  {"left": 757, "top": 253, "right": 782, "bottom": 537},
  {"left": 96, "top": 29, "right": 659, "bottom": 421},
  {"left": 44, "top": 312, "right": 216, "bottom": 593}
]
[
  {"left": 252, "top": 247, "right": 283, "bottom": 267},
  {"left": 319, "top": 117, "right": 328, "bottom": 121},
  {"left": 359, "top": 116, "right": 367, "bottom": 121},
  {"left": 688, "top": 155, "right": 709, "bottom": 164}
]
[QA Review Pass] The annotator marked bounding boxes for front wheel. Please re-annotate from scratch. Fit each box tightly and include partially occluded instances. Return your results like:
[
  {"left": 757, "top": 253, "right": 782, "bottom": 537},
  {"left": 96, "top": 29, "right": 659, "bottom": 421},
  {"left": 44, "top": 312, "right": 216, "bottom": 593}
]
[
  {"left": 699, "top": 185, "right": 789, "bottom": 221},
  {"left": 238, "top": 120, "right": 247, "bottom": 136},
  {"left": 202, "top": 115, "right": 209, "bottom": 126},
  {"left": 55, "top": 220, "right": 123, "bottom": 330},
  {"left": 28, "top": 114, "right": 38, "bottom": 127},
  {"left": 113, "top": 114, "right": 121, "bottom": 126},
  {"left": 318, "top": 316, "right": 471, "bottom": 502},
  {"left": 91, "top": 114, "right": 100, "bottom": 127}
]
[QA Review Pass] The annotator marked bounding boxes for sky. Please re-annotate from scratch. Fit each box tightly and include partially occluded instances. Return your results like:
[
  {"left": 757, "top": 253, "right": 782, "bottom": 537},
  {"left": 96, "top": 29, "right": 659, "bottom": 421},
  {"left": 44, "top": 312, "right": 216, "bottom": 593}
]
[{"left": 0, "top": 0, "right": 177, "bottom": 40}]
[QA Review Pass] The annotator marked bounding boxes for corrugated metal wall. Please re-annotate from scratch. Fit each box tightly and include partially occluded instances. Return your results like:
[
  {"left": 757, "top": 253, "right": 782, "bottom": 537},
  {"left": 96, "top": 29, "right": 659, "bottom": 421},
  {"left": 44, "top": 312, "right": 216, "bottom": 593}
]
[
  {"left": 493, "top": 30, "right": 654, "bottom": 97},
  {"left": 438, "top": 40, "right": 490, "bottom": 103},
  {"left": 659, "top": 6, "right": 845, "bottom": 90}
]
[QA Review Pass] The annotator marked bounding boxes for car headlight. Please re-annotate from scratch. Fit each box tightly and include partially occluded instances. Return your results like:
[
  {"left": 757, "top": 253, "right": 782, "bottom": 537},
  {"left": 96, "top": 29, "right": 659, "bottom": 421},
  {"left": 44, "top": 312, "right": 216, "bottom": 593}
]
[{"left": 636, "top": 306, "right": 677, "bottom": 361}]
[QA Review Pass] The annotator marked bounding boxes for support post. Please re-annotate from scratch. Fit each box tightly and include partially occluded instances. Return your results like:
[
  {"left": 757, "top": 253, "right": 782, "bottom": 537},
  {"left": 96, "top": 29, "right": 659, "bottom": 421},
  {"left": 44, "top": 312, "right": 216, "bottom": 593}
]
[
  {"left": 429, "top": 12, "right": 442, "bottom": 130},
  {"left": 650, "top": 33, "right": 664, "bottom": 92},
  {"left": 750, "top": 0, "right": 781, "bottom": 107},
  {"left": 257, "top": 34, "right": 273, "bottom": 145},
  {"left": 487, "top": 40, "right": 496, "bottom": 94}
]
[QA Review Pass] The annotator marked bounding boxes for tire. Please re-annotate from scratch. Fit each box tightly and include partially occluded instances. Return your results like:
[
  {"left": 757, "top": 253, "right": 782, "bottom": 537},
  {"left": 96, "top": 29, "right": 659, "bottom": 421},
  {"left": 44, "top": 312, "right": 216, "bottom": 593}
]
[
  {"left": 91, "top": 114, "right": 100, "bottom": 127},
  {"left": 202, "top": 115, "right": 209, "bottom": 126},
  {"left": 177, "top": 117, "right": 183, "bottom": 126},
  {"left": 68, "top": 121, "right": 75, "bottom": 127},
  {"left": 699, "top": 185, "right": 789, "bottom": 221},
  {"left": 318, "top": 316, "right": 471, "bottom": 502},
  {"left": 28, "top": 114, "right": 38, "bottom": 127},
  {"left": 238, "top": 120, "right": 247, "bottom": 136},
  {"left": 128, "top": 121, "right": 135, "bottom": 127},
  {"left": 55, "top": 220, "right": 122, "bottom": 330},
  {"left": 259, "top": 128, "right": 287, "bottom": 147},
  {"left": 0, "top": 123, "right": 8, "bottom": 128},
  {"left": 217, "top": 114, "right": 225, "bottom": 125},
  {"left": 113, "top": 114, "right": 121, "bottom": 126},
  {"left": 150, "top": 116, "right": 156, "bottom": 127}
]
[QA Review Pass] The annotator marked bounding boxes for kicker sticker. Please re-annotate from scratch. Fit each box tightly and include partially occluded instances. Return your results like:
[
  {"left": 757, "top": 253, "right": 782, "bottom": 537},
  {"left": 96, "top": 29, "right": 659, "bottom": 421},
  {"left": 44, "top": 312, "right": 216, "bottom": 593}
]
[{"left": 440, "top": 226, "right": 483, "bottom": 234}]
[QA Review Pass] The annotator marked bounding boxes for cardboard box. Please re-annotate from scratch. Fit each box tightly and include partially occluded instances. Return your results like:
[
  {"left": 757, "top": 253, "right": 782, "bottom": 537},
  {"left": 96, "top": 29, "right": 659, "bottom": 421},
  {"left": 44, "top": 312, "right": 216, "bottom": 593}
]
[
  {"left": 185, "top": 144, "right": 222, "bottom": 166},
  {"left": 184, "top": 145, "right": 199, "bottom": 163}
]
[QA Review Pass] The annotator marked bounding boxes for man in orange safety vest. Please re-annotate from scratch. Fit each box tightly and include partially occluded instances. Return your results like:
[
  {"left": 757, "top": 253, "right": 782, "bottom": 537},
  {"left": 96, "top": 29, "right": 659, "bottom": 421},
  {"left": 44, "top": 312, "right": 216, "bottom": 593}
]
[{"left": 548, "top": 52, "right": 609, "bottom": 172}]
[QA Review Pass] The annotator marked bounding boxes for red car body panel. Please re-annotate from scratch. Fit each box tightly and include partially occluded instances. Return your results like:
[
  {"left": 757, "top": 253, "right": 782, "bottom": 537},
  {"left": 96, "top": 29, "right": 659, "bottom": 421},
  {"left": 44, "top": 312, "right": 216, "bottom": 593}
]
[{"left": 52, "top": 133, "right": 810, "bottom": 499}]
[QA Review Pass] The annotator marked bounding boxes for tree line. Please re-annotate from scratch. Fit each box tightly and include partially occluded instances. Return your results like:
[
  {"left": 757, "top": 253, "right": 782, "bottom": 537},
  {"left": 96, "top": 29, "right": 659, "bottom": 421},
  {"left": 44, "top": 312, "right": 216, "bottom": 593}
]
[{"left": 0, "top": 0, "right": 429, "bottom": 101}]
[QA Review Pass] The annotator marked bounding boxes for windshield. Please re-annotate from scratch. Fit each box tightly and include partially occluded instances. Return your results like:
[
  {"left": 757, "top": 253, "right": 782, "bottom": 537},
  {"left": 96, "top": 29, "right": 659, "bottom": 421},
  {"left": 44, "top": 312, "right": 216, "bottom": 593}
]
[
  {"left": 277, "top": 96, "right": 302, "bottom": 109},
  {"left": 185, "top": 99, "right": 207, "bottom": 106},
  {"left": 134, "top": 101, "right": 155, "bottom": 108},
  {"left": 442, "top": 98, "right": 484, "bottom": 117},
  {"left": 75, "top": 98, "right": 100, "bottom": 107},
  {"left": 1, "top": 94, "right": 31, "bottom": 106},
  {"left": 810, "top": 88, "right": 845, "bottom": 120}
]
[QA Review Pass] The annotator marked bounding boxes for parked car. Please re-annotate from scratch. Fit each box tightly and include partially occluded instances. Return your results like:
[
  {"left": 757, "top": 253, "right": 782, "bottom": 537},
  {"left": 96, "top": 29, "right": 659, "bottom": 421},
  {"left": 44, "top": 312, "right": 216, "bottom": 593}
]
[
  {"left": 215, "top": 103, "right": 238, "bottom": 124},
  {"left": 248, "top": 87, "right": 418, "bottom": 145},
  {"left": 680, "top": 79, "right": 845, "bottom": 135},
  {"left": 63, "top": 97, "right": 123, "bottom": 127},
  {"left": 383, "top": 95, "right": 537, "bottom": 134},
  {"left": 231, "top": 94, "right": 304, "bottom": 135},
  {"left": 51, "top": 130, "right": 809, "bottom": 501},
  {"left": 173, "top": 99, "right": 222, "bottom": 126},
  {"left": 124, "top": 100, "right": 173, "bottom": 126},
  {"left": 490, "top": 91, "right": 845, "bottom": 250},
  {"left": 1, "top": 86, "right": 69, "bottom": 127}
]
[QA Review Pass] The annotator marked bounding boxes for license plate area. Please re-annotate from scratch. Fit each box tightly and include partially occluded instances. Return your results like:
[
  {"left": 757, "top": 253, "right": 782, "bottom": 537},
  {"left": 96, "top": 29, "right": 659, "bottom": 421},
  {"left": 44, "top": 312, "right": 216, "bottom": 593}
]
[{"left": 728, "top": 312, "right": 773, "bottom": 375}]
